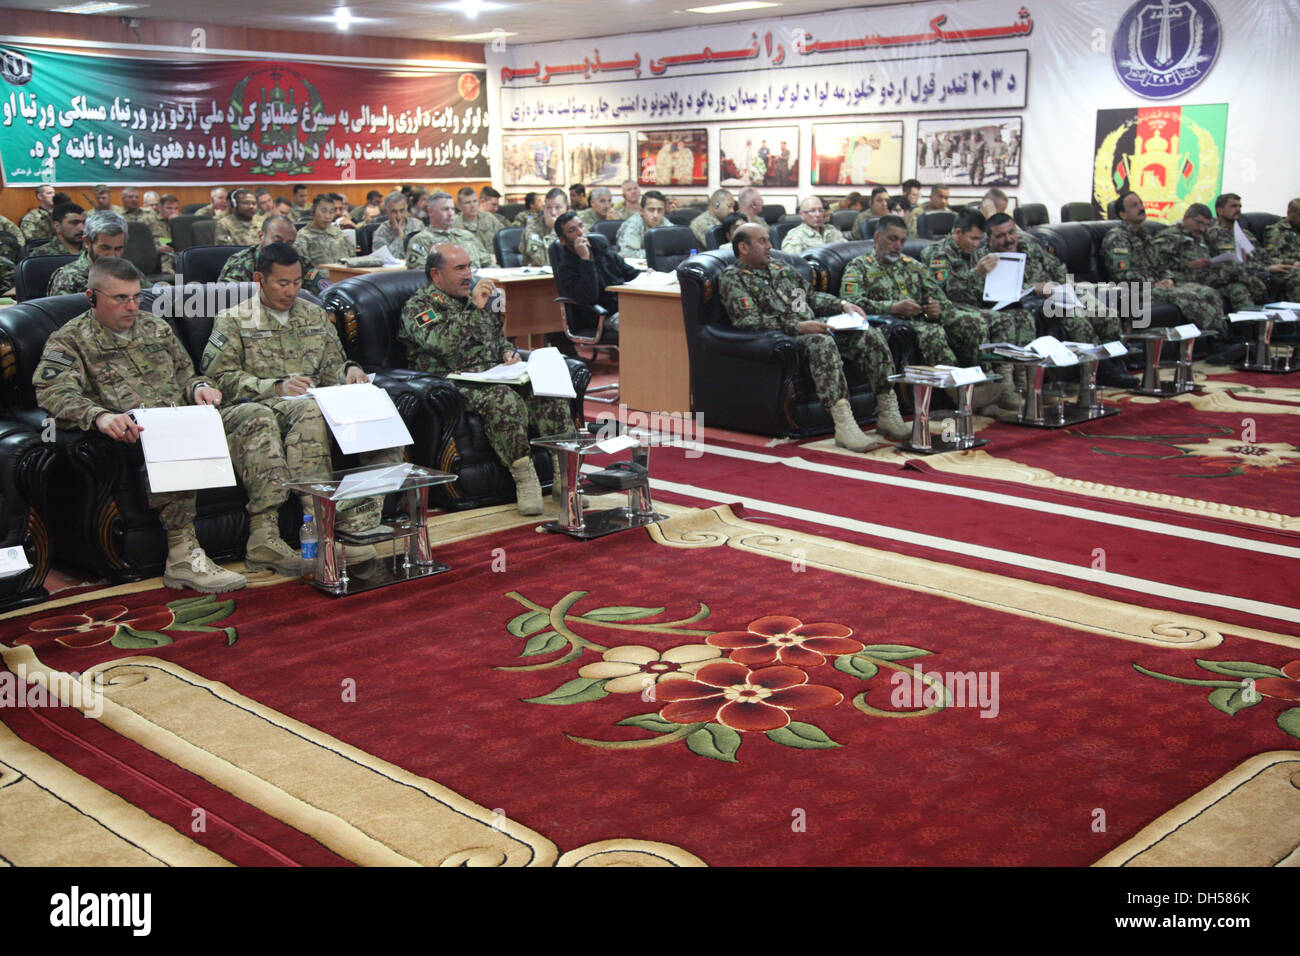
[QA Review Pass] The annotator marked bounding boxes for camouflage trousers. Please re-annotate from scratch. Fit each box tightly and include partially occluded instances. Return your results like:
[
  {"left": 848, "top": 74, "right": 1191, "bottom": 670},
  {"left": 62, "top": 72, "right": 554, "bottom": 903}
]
[
  {"left": 0, "top": 257, "right": 12, "bottom": 296},
  {"left": 907, "top": 317, "right": 958, "bottom": 367},
  {"left": 801, "top": 328, "right": 893, "bottom": 407},
  {"left": 1196, "top": 262, "right": 1267, "bottom": 311},
  {"left": 1270, "top": 268, "right": 1300, "bottom": 302},
  {"left": 459, "top": 382, "right": 573, "bottom": 467},
  {"left": 147, "top": 403, "right": 291, "bottom": 533},
  {"left": 1154, "top": 282, "right": 1227, "bottom": 334}
]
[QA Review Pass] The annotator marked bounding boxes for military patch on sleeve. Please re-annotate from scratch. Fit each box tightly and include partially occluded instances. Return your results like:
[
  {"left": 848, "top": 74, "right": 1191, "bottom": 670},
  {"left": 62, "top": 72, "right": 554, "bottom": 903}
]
[
  {"left": 841, "top": 281, "right": 858, "bottom": 295},
  {"left": 418, "top": 309, "right": 436, "bottom": 326},
  {"left": 39, "top": 365, "right": 62, "bottom": 381},
  {"left": 206, "top": 330, "right": 228, "bottom": 351},
  {"left": 934, "top": 270, "right": 948, "bottom": 283},
  {"left": 737, "top": 296, "right": 753, "bottom": 310},
  {"left": 43, "top": 349, "right": 74, "bottom": 368}
]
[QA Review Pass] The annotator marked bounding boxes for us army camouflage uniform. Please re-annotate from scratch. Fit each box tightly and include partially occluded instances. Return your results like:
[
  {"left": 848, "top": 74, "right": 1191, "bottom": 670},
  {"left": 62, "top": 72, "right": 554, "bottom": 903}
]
[
  {"left": 371, "top": 218, "right": 423, "bottom": 259},
  {"left": 579, "top": 209, "right": 617, "bottom": 232},
  {"left": 718, "top": 260, "right": 893, "bottom": 407},
  {"left": 29, "top": 238, "right": 81, "bottom": 257},
  {"left": 511, "top": 210, "right": 533, "bottom": 229},
  {"left": 920, "top": 235, "right": 1035, "bottom": 358},
  {"left": 1263, "top": 219, "right": 1300, "bottom": 301},
  {"left": 615, "top": 214, "right": 651, "bottom": 258},
  {"left": 840, "top": 252, "right": 960, "bottom": 366},
  {"left": 295, "top": 224, "right": 353, "bottom": 268},
  {"left": 214, "top": 215, "right": 261, "bottom": 248},
  {"left": 20, "top": 207, "right": 53, "bottom": 243},
  {"left": 290, "top": 202, "right": 312, "bottom": 221},
  {"left": 780, "top": 223, "right": 846, "bottom": 257},
  {"left": 34, "top": 310, "right": 290, "bottom": 532},
  {"left": 48, "top": 250, "right": 93, "bottom": 296},
  {"left": 1154, "top": 221, "right": 1265, "bottom": 312},
  {"left": 202, "top": 295, "right": 401, "bottom": 530},
  {"left": 122, "top": 207, "right": 175, "bottom": 274},
  {"left": 1100, "top": 224, "right": 1226, "bottom": 333},
  {"left": 517, "top": 218, "right": 557, "bottom": 268},
  {"left": 0, "top": 215, "right": 25, "bottom": 260},
  {"left": 689, "top": 211, "right": 720, "bottom": 248},
  {"left": 452, "top": 213, "right": 503, "bottom": 254},
  {"left": 398, "top": 283, "right": 572, "bottom": 467},
  {"left": 610, "top": 202, "right": 634, "bottom": 221},
  {"left": 408, "top": 227, "right": 493, "bottom": 271},
  {"left": 193, "top": 204, "right": 230, "bottom": 220},
  {"left": 218, "top": 244, "right": 326, "bottom": 297}
]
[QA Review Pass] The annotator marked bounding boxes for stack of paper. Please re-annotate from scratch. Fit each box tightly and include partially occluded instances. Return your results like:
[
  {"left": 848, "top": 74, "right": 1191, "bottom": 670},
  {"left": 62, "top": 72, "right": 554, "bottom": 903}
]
[
  {"left": 826, "top": 314, "right": 869, "bottom": 331},
  {"left": 133, "top": 404, "right": 237, "bottom": 493},
  {"left": 447, "top": 347, "right": 576, "bottom": 399},
  {"left": 983, "top": 252, "right": 1028, "bottom": 309},
  {"left": 623, "top": 270, "right": 680, "bottom": 289},
  {"left": 308, "top": 383, "right": 413, "bottom": 454}
]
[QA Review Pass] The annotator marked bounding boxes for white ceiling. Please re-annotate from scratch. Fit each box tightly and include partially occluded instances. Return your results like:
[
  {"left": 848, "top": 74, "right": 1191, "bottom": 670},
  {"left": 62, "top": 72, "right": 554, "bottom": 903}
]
[{"left": 9, "top": 0, "right": 919, "bottom": 47}]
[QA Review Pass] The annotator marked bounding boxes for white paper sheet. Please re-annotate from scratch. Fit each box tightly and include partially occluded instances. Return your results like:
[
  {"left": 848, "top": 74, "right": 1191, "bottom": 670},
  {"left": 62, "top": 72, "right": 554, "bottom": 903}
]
[
  {"left": 595, "top": 435, "right": 639, "bottom": 454},
  {"left": 312, "top": 386, "right": 412, "bottom": 454},
  {"left": 525, "top": 347, "right": 577, "bottom": 399},
  {"left": 1049, "top": 283, "right": 1080, "bottom": 309},
  {"left": 983, "top": 252, "right": 1026, "bottom": 305},
  {"left": 0, "top": 544, "right": 32, "bottom": 579},
  {"left": 1233, "top": 221, "right": 1255, "bottom": 260},
  {"left": 621, "top": 270, "right": 680, "bottom": 289},
  {"left": 1209, "top": 251, "right": 1239, "bottom": 265},
  {"left": 1228, "top": 311, "right": 1271, "bottom": 323},
  {"left": 1265, "top": 301, "right": 1300, "bottom": 310},
  {"left": 132, "top": 405, "right": 237, "bottom": 493},
  {"left": 1174, "top": 323, "right": 1201, "bottom": 338},
  {"left": 1103, "top": 340, "right": 1128, "bottom": 357},
  {"left": 934, "top": 364, "right": 987, "bottom": 386},
  {"left": 1027, "top": 335, "right": 1078, "bottom": 366},
  {"left": 331, "top": 463, "right": 420, "bottom": 500},
  {"left": 448, "top": 363, "right": 531, "bottom": 385},
  {"left": 307, "top": 383, "right": 395, "bottom": 425}
]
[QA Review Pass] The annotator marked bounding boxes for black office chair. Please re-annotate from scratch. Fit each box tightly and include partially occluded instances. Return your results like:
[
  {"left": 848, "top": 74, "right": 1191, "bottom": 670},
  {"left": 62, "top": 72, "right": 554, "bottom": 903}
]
[
  {"left": 829, "top": 209, "right": 859, "bottom": 234},
  {"left": 644, "top": 226, "right": 697, "bottom": 272},
  {"left": 122, "top": 221, "right": 161, "bottom": 280},
  {"left": 1014, "top": 203, "right": 1049, "bottom": 229},
  {"left": 707, "top": 223, "right": 730, "bottom": 251},
  {"left": 592, "top": 220, "right": 623, "bottom": 244},
  {"left": 1060, "top": 202, "right": 1098, "bottom": 223},
  {"left": 666, "top": 208, "right": 698, "bottom": 227},
  {"left": 181, "top": 202, "right": 206, "bottom": 215},
  {"left": 855, "top": 217, "right": 881, "bottom": 240},
  {"left": 757, "top": 204, "right": 785, "bottom": 225},
  {"left": 174, "top": 245, "right": 244, "bottom": 284},
  {"left": 916, "top": 211, "right": 956, "bottom": 239},
  {"left": 167, "top": 214, "right": 199, "bottom": 253},
  {"left": 357, "top": 221, "right": 383, "bottom": 255},
  {"left": 494, "top": 227, "right": 524, "bottom": 267},
  {"left": 191, "top": 219, "right": 219, "bottom": 247},
  {"left": 21, "top": 239, "right": 48, "bottom": 260},
  {"left": 14, "top": 254, "right": 75, "bottom": 301},
  {"left": 770, "top": 221, "right": 799, "bottom": 250},
  {"left": 499, "top": 203, "right": 526, "bottom": 224},
  {"left": 548, "top": 237, "right": 619, "bottom": 403},
  {"left": 1242, "top": 212, "right": 1280, "bottom": 243}
]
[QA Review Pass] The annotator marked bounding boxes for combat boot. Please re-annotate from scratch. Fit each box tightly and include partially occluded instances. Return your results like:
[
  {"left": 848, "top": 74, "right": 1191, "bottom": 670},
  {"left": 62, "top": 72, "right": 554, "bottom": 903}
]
[
  {"left": 830, "top": 399, "right": 880, "bottom": 452},
  {"left": 873, "top": 390, "right": 911, "bottom": 439},
  {"left": 994, "top": 362, "right": 1021, "bottom": 412},
  {"left": 163, "top": 529, "right": 246, "bottom": 593},
  {"left": 244, "top": 510, "right": 302, "bottom": 577},
  {"left": 510, "top": 456, "right": 544, "bottom": 515}
]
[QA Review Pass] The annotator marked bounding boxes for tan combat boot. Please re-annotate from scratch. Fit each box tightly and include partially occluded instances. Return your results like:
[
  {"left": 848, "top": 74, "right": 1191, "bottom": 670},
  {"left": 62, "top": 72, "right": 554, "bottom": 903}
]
[
  {"left": 873, "top": 390, "right": 911, "bottom": 439},
  {"left": 163, "top": 529, "right": 246, "bottom": 593},
  {"left": 994, "top": 362, "right": 1021, "bottom": 412},
  {"left": 830, "top": 399, "right": 880, "bottom": 452},
  {"left": 510, "top": 456, "right": 544, "bottom": 515},
  {"left": 244, "top": 509, "right": 302, "bottom": 577}
]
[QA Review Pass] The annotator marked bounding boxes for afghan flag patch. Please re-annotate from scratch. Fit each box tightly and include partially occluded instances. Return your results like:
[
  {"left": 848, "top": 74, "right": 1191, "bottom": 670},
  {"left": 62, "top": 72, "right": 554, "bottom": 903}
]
[
  {"left": 738, "top": 296, "right": 753, "bottom": 310},
  {"left": 419, "top": 309, "right": 436, "bottom": 326},
  {"left": 841, "top": 281, "right": 858, "bottom": 295}
]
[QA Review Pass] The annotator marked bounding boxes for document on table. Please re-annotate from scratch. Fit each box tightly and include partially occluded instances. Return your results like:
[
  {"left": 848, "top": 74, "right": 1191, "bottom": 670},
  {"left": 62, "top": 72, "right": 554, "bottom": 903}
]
[
  {"left": 0, "top": 543, "right": 30, "bottom": 579},
  {"left": 1228, "top": 311, "right": 1271, "bottom": 323},
  {"left": 826, "top": 314, "right": 869, "bottom": 331},
  {"left": 621, "top": 270, "right": 680, "bottom": 289},
  {"left": 332, "top": 463, "right": 420, "bottom": 500},
  {"left": 933, "top": 364, "right": 987, "bottom": 386},
  {"left": 448, "top": 348, "right": 575, "bottom": 399},
  {"left": 1173, "top": 323, "right": 1201, "bottom": 338},
  {"left": 1027, "top": 335, "right": 1078, "bottom": 366},
  {"left": 308, "top": 384, "right": 412, "bottom": 454},
  {"left": 132, "top": 404, "right": 237, "bottom": 493},
  {"left": 983, "top": 252, "right": 1027, "bottom": 308}
]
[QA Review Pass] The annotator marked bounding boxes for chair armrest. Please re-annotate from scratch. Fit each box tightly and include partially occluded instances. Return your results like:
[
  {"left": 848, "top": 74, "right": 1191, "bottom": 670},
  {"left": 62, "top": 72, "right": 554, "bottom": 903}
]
[{"left": 698, "top": 326, "right": 799, "bottom": 364}]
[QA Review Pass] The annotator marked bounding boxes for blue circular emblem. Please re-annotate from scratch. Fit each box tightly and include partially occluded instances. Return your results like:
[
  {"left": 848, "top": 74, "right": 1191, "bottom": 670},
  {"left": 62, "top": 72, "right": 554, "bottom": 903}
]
[{"left": 1113, "top": 0, "right": 1220, "bottom": 99}]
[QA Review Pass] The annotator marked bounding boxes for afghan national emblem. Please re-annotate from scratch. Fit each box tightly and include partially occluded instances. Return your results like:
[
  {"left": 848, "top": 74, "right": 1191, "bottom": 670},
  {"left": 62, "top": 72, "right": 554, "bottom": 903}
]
[
  {"left": 1113, "top": 0, "right": 1221, "bottom": 99},
  {"left": 228, "top": 67, "right": 329, "bottom": 177}
]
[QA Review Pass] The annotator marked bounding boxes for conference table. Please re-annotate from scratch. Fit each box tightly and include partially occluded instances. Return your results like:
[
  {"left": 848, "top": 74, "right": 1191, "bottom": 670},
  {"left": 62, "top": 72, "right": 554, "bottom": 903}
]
[
  {"left": 608, "top": 280, "right": 692, "bottom": 418},
  {"left": 319, "top": 263, "right": 564, "bottom": 348}
]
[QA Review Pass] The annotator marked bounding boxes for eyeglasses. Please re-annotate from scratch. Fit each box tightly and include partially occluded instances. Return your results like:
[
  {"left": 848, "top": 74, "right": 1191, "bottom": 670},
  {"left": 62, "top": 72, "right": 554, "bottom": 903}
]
[{"left": 93, "top": 290, "right": 143, "bottom": 305}]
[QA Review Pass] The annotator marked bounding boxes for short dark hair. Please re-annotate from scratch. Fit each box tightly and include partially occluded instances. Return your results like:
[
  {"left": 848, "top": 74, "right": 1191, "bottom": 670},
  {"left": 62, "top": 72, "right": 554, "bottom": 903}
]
[
  {"left": 366, "top": 190, "right": 383, "bottom": 202},
  {"left": 311, "top": 193, "right": 334, "bottom": 210},
  {"left": 1214, "top": 192, "right": 1241, "bottom": 211},
  {"left": 569, "top": 183, "right": 586, "bottom": 196},
  {"left": 544, "top": 187, "right": 567, "bottom": 202},
  {"left": 53, "top": 192, "right": 72, "bottom": 205},
  {"left": 842, "top": 191, "right": 865, "bottom": 208},
  {"left": 983, "top": 187, "right": 1009, "bottom": 203},
  {"left": 554, "top": 210, "right": 579, "bottom": 238},
  {"left": 230, "top": 188, "right": 252, "bottom": 204},
  {"left": 160, "top": 193, "right": 179, "bottom": 205},
  {"left": 902, "top": 178, "right": 922, "bottom": 192},
  {"left": 424, "top": 248, "right": 447, "bottom": 275},
  {"left": 871, "top": 186, "right": 889, "bottom": 199},
  {"left": 876, "top": 214, "right": 906, "bottom": 234},
  {"left": 524, "top": 191, "right": 539, "bottom": 208},
  {"left": 954, "top": 210, "right": 987, "bottom": 232},
  {"left": 52, "top": 201, "right": 84, "bottom": 223},
  {"left": 273, "top": 195, "right": 292, "bottom": 207},
  {"left": 1117, "top": 189, "right": 1139, "bottom": 214},
  {"left": 720, "top": 212, "right": 747, "bottom": 242},
  {"left": 1185, "top": 203, "right": 1213, "bottom": 220},
  {"left": 986, "top": 212, "right": 1015, "bottom": 231},
  {"left": 641, "top": 190, "right": 667, "bottom": 208},
  {"left": 255, "top": 241, "right": 301, "bottom": 275},
  {"left": 254, "top": 187, "right": 272, "bottom": 198},
  {"left": 88, "top": 256, "right": 144, "bottom": 290},
  {"left": 292, "top": 183, "right": 307, "bottom": 194},
  {"left": 457, "top": 186, "right": 476, "bottom": 201},
  {"left": 480, "top": 186, "right": 501, "bottom": 200}
]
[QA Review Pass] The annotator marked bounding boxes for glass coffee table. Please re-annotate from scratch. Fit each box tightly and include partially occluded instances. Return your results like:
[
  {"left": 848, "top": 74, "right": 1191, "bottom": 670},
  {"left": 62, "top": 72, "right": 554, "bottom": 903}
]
[
  {"left": 1123, "top": 325, "right": 1208, "bottom": 397},
  {"left": 1229, "top": 307, "right": 1298, "bottom": 374},
  {"left": 887, "top": 369, "right": 998, "bottom": 454},
  {"left": 531, "top": 431, "right": 666, "bottom": 539},
  {"left": 285, "top": 462, "right": 457, "bottom": 595}
]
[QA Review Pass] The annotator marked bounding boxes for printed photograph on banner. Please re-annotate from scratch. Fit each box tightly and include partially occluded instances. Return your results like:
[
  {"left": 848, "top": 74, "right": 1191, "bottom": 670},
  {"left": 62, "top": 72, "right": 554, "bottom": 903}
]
[
  {"left": 502, "top": 133, "right": 565, "bottom": 187},
  {"left": 565, "top": 131, "right": 631, "bottom": 187},
  {"left": 916, "top": 116, "right": 1022, "bottom": 188},
  {"left": 810, "top": 121, "right": 903, "bottom": 187},
  {"left": 718, "top": 127, "right": 799, "bottom": 187},
  {"left": 1092, "top": 104, "right": 1226, "bottom": 223},
  {"left": 635, "top": 129, "right": 708, "bottom": 187}
]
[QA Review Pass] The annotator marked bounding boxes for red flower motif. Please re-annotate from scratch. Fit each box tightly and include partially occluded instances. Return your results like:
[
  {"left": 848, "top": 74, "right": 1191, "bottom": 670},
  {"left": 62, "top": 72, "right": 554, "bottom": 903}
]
[
  {"left": 19, "top": 603, "right": 175, "bottom": 648},
  {"left": 653, "top": 661, "right": 842, "bottom": 732},
  {"left": 1255, "top": 660, "right": 1300, "bottom": 702},
  {"left": 707, "top": 615, "right": 863, "bottom": 668}
]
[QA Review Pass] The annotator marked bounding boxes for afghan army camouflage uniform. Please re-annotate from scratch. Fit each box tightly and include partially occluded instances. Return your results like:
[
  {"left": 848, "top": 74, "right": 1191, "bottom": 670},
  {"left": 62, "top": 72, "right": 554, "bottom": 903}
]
[
  {"left": 780, "top": 224, "right": 846, "bottom": 257},
  {"left": 615, "top": 214, "right": 652, "bottom": 258},
  {"left": 0, "top": 256, "right": 11, "bottom": 295},
  {"left": 20, "top": 207, "right": 53, "bottom": 243},
  {"left": 214, "top": 215, "right": 261, "bottom": 248},
  {"left": 920, "top": 235, "right": 1035, "bottom": 358},
  {"left": 1006, "top": 230, "right": 1123, "bottom": 345},
  {"left": 1262, "top": 218, "right": 1300, "bottom": 301},
  {"left": 398, "top": 283, "right": 571, "bottom": 468},
  {"left": 840, "top": 252, "right": 961, "bottom": 366},
  {"left": 452, "top": 213, "right": 503, "bottom": 256},
  {"left": 0, "top": 215, "right": 25, "bottom": 256},
  {"left": 218, "top": 244, "right": 326, "bottom": 297},
  {"left": 1203, "top": 220, "right": 1274, "bottom": 292},
  {"left": 48, "top": 250, "right": 93, "bottom": 296},
  {"left": 33, "top": 310, "right": 290, "bottom": 533},
  {"left": 122, "top": 207, "right": 175, "bottom": 274},
  {"left": 689, "top": 211, "right": 720, "bottom": 248},
  {"left": 718, "top": 260, "right": 894, "bottom": 408},
  {"left": 295, "top": 224, "right": 353, "bottom": 268},
  {"left": 408, "top": 226, "right": 493, "bottom": 271},
  {"left": 29, "top": 238, "right": 81, "bottom": 257},
  {"left": 0, "top": 215, "right": 21, "bottom": 291},
  {"left": 202, "top": 295, "right": 401, "bottom": 530},
  {"left": 517, "top": 218, "right": 557, "bottom": 268},
  {"left": 372, "top": 218, "right": 424, "bottom": 259},
  {"left": 1100, "top": 224, "right": 1226, "bottom": 333},
  {"left": 1153, "top": 221, "right": 1265, "bottom": 312}
]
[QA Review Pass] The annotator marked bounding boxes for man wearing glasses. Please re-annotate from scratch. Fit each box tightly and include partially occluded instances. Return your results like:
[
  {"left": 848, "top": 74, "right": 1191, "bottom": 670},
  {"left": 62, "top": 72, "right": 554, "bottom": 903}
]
[{"left": 33, "top": 257, "right": 304, "bottom": 592}]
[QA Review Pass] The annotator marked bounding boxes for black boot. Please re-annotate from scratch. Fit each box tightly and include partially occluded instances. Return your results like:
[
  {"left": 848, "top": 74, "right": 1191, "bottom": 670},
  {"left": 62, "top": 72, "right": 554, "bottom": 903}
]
[{"left": 1096, "top": 357, "right": 1138, "bottom": 388}]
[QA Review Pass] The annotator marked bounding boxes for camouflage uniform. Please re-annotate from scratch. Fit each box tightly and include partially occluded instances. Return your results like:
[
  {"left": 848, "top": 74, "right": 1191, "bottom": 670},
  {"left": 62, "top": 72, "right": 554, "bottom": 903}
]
[
  {"left": 122, "top": 207, "right": 174, "bottom": 274},
  {"left": 511, "top": 210, "right": 533, "bottom": 228},
  {"left": 689, "top": 211, "right": 720, "bottom": 248},
  {"left": 295, "top": 224, "right": 353, "bottom": 267},
  {"left": 840, "top": 252, "right": 960, "bottom": 366},
  {"left": 0, "top": 215, "right": 25, "bottom": 258},
  {"left": 920, "top": 235, "right": 1035, "bottom": 356},
  {"left": 610, "top": 202, "right": 634, "bottom": 221},
  {"left": 780, "top": 223, "right": 846, "bottom": 257},
  {"left": 1100, "top": 224, "right": 1226, "bottom": 333},
  {"left": 407, "top": 226, "right": 493, "bottom": 271},
  {"left": 33, "top": 310, "right": 289, "bottom": 532},
  {"left": 1204, "top": 220, "right": 1273, "bottom": 291},
  {"left": 398, "top": 283, "right": 571, "bottom": 468},
  {"left": 718, "top": 260, "right": 893, "bottom": 407},
  {"left": 214, "top": 215, "right": 261, "bottom": 248},
  {"left": 578, "top": 209, "right": 614, "bottom": 231},
  {"left": 517, "top": 218, "right": 557, "bottom": 268},
  {"left": 193, "top": 204, "right": 230, "bottom": 220},
  {"left": 218, "top": 244, "right": 326, "bottom": 297},
  {"left": 615, "top": 214, "right": 654, "bottom": 258},
  {"left": 1000, "top": 231, "right": 1122, "bottom": 345},
  {"left": 20, "top": 207, "right": 53, "bottom": 243},
  {"left": 1153, "top": 221, "right": 1265, "bottom": 311},
  {"left": 290, "top": 202, "right": 312, "bottom": 221},
  {"left": 1262, "top": 218, "right": 1300, "bottom": 301},
  {"left": 29, "top": 238, "right": 81, "bottom": 257},
  {"left": 371, "top": 218, "right": 424, "bottom": 259},
  {"left": 202, "top": 295, "right": 401, "bottom": 529},
  {"left": 48, "top": 250, "right": 93, "bottom": 296},
  {"left": 452, "top": 213, "right": 503, "bottom": 255}
]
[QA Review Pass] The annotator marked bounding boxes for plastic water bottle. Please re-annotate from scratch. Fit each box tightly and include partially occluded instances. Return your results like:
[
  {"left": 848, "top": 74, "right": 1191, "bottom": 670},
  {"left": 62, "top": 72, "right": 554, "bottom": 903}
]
[
  {"left": 689, "top": 248, "right": 698, "bottom": 256},
  {"left": 300, "top": 514, "right": 317, "bottom": 581}
]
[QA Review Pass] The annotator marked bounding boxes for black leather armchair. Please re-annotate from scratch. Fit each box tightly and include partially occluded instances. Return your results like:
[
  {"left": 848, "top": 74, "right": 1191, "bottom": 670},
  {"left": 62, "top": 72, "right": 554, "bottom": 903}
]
[
  {"left": 0, "top": 419, "right": 57, "bottom": 611},
  {"left": 830, "top": 210, "right": 859, "bottom": 234},
  {"left": 167, "top": 214, "right": 200, "bottom": 253},
  {"left": 357, "top": 222, "right": 383, "bottom": 255},
  {"left": 15, "top": 255, "right": 75, "bottom": 302},
  {"left": 855, "top": 217, "right": 881, "bottom": 240},
  {"left": 592, "top": 220, "right": 623, "bottom": 244},
  {"left": 759, "top": 204, "right": 786, "bottom": 224},
  {"left": 803, "top": 241, "right": 919, "bottom": 372},
  {"left": 1014, "top": 204, "right": 1049, "bottom": 229},
  {"left": 494, "top": 227, "right": 524, "bottom": 267},
  {"left": 645, "top": 226, "right": 698, "bottom": 272},
  {"left": 917, "top": 211, "right": 956, "bottom": 239},
  {"left": 321, "top": 269, "right": 591, "bottom": 511},
  {"left": 174, "top": 245, "right": 244, "bottom": 284},
  {"left": 676, "top": 248, "right": 884, "bottom": 438},
  {"left": 1061, "top": 202, "right": 1098, "bottom": 223},
  {"left": 770, "top": 221, "right": 798, "bottom": 250}
]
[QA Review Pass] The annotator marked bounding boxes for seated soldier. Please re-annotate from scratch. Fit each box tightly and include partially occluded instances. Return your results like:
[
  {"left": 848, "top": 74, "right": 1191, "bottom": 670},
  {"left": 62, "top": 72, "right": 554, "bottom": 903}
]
[
  {"left": 30, "top": 202, "right": 85, "bottom": 257},
  {"left": 579, "top": 187, "right": 621, "bottom": 230},
  {"left": 214, "top": 188, "right": 262, "bottom": 247},
  {"left": 1154, "top": 203, "right": 1267, "bottom": 312},
  {"left": 398, "top": 243, "right": 572, "bottom": 515},
  {"left": 120, "top": 186, "right": 175, "bottom": 276},
  {"left": 372, "top": 190, "right": 424, "bottom": 259},
  {"left": 20, "top": 184, "right": 56, "bottom": 243},
  {"left": 34, "top": 257, "right": 303, "bottom": 591},
  {"left": 295, "top": 194, "right": 354, "bottom": 267},
  {"left": 689, "top": 189, "right": 736, "bottom": 248},
  {"left": 1262, "top": 198, "right": 1300, "bottom": 301},
  {"left": 49, "top": 210, "right": 127, "bottom": 297},
  {"left": 554, "top": 211, "right": 640, "bottom": 333},
  {"left": 218, "top": 215, "right": 327, "bottom": 296},
  {"left": 611, "top": 180, "right": 642, "bottom": 220},
  {"left": 202, "top": 243, "right": 401, "bottom": 557},
  {"left": 452, "top": 185, "right": 502, "bottom": 253},
  {"left": 519, "top": 188, "right": 569, "bottom": 267},
  {"left": 480, "top": 186, "right": 509, "bottom": 228},
  {"left": 513, "top": 191, "right": 543, "bottom": 228},
  {"left": 907, "top": 184, "right": 951, "bottom": 236},
  {"left": 781, "top": 195, "right": 847, "bottom": 256},
  {"left": 615, "top": 189, "right": 668, "bottom": 258},
  {"left": 407, "top": 190, "right": 492, "bottom": 270},
  {"left": 851, "top": 187, "right": 891, "bottom": 238},
  {"left": 719, "top": 223, "right": 908, "bottom": 450}
]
